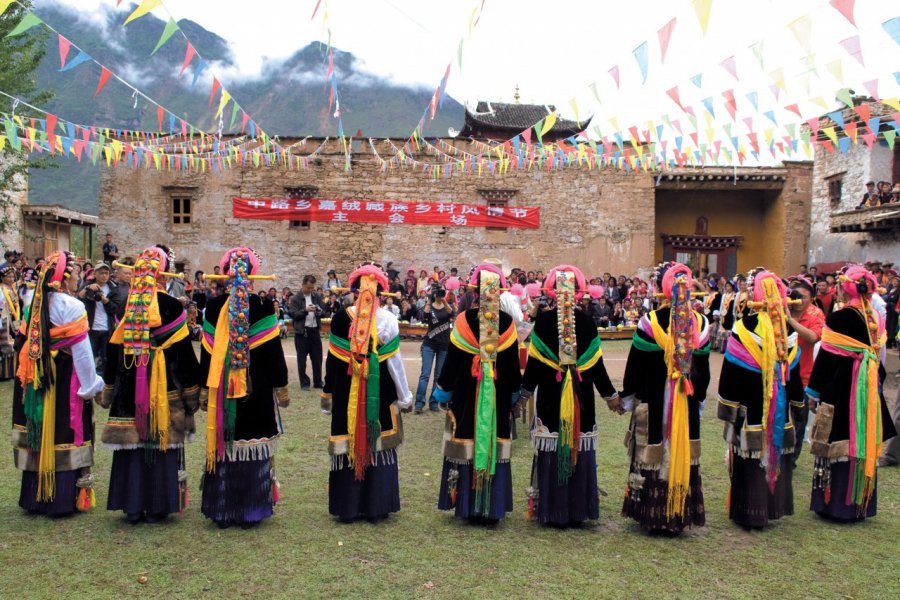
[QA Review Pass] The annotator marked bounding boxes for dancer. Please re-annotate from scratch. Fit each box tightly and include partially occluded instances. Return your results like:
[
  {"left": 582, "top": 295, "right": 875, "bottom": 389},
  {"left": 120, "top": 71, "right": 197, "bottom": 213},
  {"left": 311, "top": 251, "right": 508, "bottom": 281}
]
[
  {"left": 13, "top": 250, "right": 104, "bottom": 516},
  {"left": 199, "top": 247, "right": 289, "bottom": 528},
  {"left": 520, "top": 265, "right": 619, "bottom": 526},
  {"left": 806, "top": 265, "right": 896, "bottom": 521},
  {"left": 620, "top": 262, "right": 711, "bottom": 533},
  {"left": 323, "top": 263, "right": 413, "bottom": 521},
  {"left": 100, "top": 246, "right": 200, "bottom": 523},
  {"left": 718, "top": 269, "right": 803, "bottom": 529},
  {"left": 434, "top": 263, "right": 522, "bottom": 523}
]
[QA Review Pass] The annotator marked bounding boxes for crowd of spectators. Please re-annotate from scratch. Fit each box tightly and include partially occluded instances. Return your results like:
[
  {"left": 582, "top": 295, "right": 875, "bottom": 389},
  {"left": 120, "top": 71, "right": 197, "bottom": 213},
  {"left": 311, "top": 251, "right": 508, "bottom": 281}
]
[{"left": 857, "top": 180, "right": 900, "bottom": 208}]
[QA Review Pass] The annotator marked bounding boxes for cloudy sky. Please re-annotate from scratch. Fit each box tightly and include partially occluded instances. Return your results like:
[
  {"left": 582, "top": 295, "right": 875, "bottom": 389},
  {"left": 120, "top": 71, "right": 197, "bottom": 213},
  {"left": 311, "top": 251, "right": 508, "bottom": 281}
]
[{"left": 38, "top": 0, "right": 900, "bottom": 137}]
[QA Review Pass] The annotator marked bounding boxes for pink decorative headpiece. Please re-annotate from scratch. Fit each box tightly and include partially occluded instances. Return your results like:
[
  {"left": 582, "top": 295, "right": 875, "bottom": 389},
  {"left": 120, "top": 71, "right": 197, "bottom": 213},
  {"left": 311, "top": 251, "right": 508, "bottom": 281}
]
[
  {"left": 349, "top": 263, "right": 389, "bottom": 290},
  {"left": 543, "top": 264, "right": 588, "bottom": 300}
]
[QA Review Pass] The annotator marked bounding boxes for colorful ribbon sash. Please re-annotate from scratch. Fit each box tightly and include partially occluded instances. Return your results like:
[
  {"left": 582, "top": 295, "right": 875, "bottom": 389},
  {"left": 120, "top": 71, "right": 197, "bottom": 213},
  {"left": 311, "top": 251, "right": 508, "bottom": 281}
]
[
  {"left": 725, "top": 317, "right": 799, "bottom": 492},
  {"left": 819, "top": 327, "right": 883, "bottom": 508},
  {"left": 328, "top": 328, "right": 400, "bottom": 480},
  {"left": 450, "top": 307, "right": 516, "bottom": 515},
  {"left": 204, "top": 307, "right": 279, "bottom": 470}
]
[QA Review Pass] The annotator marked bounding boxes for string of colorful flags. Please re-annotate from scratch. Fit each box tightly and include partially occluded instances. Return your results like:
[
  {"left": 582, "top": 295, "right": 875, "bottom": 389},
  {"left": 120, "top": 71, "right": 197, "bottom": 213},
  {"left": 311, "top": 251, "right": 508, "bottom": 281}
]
[{"left": 0, "top": 0, "right": 898, "bottom": 175}]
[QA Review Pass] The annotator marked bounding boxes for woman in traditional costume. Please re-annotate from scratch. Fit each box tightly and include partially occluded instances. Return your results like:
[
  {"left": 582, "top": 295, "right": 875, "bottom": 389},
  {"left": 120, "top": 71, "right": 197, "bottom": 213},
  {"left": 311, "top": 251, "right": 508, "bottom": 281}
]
[
  {"left": 718, "top": 269, "right": 804, "bottom": 529},
  {"left": 199, "top": 247, "right": 289, "bottom": 529},
  {"left": 620, "top": 262, "right": 711, "bottom": 533},
  {"left": 323, "top": 263, "right": 413, "bottom": 521},
  {"left": 806, "top": 265, "right": 896, "bottom": 522},
  {"left": 1, "top": 265, "right": 21, "bottom": 380},
  {"left": 520, "top": 265, "right": 619, "bottom": 526},
  {"left": 12, "top": 250, "right": 104, "bottom": 515},
  {"left": 98, "top": 246, "right": 201, "bottom": 523},
  {"left": 434, "top": 263, "right": 522, "bottom": 523}
]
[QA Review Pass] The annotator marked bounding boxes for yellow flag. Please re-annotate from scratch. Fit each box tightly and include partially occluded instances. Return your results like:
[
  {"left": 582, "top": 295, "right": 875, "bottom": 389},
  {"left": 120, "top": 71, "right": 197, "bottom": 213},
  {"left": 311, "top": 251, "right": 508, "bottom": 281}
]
[
  {"left": 769, "top": 68, "right": 786, "bottom": 90},
  {"left": 540, "top": 111, "right": 558, "bottom": 137},
  {"left": 215, "top": 90, "right": 232, "bottom": 119},
  {"left": 693, "top": 0, "right": 713, "bottom": 35},
  {"left": 826, "top": 59, "right": 843, "bottom": 83},
  {"left": 787, "top": 14, "right": 812, "bottom": 54},
  {"left": 810, "top": 96, "right": 829, "bottom": 110},
  {"left": 123, "top": 0, "right": 161, "bottom": 26},
  {"left": 822, "top": 127, "right": 838, "bottom": 144},
  {"left": 883, "top": 98, "right": 900, "bottom": 112},
  {"left": 0, "top": 0, "right": 16, "bottom": 16},
  {"left": 569, "top": 98, "right": 581, "bottom": 127}
]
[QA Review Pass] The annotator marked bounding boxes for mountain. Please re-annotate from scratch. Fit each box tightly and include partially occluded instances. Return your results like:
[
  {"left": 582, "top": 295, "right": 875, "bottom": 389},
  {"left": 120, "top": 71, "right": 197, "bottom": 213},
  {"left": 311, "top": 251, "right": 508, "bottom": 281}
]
[{"left": 26, "top": 3, "right": 465, "bottom": 214}]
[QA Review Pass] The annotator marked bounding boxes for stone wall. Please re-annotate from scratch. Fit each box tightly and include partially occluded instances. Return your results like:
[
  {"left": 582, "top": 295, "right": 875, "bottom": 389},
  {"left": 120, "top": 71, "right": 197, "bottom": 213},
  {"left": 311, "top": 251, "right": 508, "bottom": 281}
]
[
  {"left": 99, "top": 138, "right": 657, "bottom": 289},
  {"left": 808, "top": 140, "right": 897, "bottom": 264}
]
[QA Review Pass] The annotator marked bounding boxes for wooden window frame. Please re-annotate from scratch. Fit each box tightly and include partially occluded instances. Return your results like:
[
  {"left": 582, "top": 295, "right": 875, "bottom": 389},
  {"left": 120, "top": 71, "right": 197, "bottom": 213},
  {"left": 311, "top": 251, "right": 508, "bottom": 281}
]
[
  {"left": 285, "top": 185, "right": 317, "bottom": 230},
  {"left": 479, "top": 188, "right": 517, "bottom": 232},
  {"left": 171, "top": 195, "right": 193, "bottom": 226},
  {"left": 826, "top": 172, "right": 844, "bottom": 208}
]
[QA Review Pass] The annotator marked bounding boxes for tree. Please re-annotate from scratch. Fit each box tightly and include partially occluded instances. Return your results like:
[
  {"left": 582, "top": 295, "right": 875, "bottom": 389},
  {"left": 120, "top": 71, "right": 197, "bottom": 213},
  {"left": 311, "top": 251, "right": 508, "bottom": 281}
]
[{"left": 0, "top": 1, "right": 52, "bottom": 239}]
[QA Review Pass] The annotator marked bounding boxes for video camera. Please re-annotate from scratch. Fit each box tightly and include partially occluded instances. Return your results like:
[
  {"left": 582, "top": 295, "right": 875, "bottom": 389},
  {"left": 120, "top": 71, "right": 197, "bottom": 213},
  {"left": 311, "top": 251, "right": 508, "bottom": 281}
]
[{"left": 429, "top": 283, "right": 446, "bottom": 301}]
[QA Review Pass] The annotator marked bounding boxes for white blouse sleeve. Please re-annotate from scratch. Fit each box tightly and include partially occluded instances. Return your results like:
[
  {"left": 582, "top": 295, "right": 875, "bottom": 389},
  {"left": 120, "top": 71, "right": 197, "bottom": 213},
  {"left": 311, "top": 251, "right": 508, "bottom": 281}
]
[
  {"left": 50, "top": 294, "right": 105, "bottom": 398},
  {"left": 376, "top": 308, "right": 413, "bottom": 409}
]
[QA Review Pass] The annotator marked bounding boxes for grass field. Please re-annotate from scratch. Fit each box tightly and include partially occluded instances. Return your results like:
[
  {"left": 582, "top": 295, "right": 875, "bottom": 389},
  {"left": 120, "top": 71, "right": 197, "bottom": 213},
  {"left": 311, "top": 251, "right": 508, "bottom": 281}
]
[{"left": 1, "top": 339, "right": 899, "bottom": 599}]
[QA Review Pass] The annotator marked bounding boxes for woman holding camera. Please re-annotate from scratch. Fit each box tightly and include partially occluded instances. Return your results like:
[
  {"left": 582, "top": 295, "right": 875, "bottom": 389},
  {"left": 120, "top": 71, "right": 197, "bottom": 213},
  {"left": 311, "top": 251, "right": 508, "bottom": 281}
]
[{"left": 415, "top": 283, "right": 455, "bottom": 413}]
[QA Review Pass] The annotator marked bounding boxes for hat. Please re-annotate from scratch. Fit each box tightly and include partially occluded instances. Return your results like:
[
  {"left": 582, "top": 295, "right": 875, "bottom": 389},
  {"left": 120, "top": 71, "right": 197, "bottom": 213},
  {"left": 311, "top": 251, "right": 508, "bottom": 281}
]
[
  {"left": 94, "top": 262, "right": 111, "bottom": 271},
  {"left": 865, "top": 180, "right": 875, "bottom": 186}
]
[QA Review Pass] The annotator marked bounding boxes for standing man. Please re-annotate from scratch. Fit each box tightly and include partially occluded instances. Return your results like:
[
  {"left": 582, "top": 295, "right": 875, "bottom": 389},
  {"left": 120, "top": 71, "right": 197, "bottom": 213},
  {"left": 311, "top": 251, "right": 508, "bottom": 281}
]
[
  {"left": 289, "top": 274, "right": 326, "bottom": 390},
  {"left": 785, "top": 278, "right": 825, "bottom": 468},
  {"left": 77, "top": 262, "right": 116, "bottom": 374},
  {"left": 102, "top": 233, "right": 119, "bottom": 265},
  {"left": 107, "top": 262, "right": 132, "bottom": 322}
]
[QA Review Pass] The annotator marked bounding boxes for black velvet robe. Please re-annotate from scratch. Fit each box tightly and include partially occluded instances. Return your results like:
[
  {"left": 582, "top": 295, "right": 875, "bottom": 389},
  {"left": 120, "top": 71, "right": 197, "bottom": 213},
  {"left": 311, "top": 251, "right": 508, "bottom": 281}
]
[
  {"left": 436, "top": 309, "right": 521, "bottom": 443},
  {"left": 102, "top": 291, "right": 200, "bottom": 448},
  {"left": 522, "top": 307, "right": 615, "bottom": 436},
  {"left": 199, "top": 294, "right": 289, "bottom": 445}
]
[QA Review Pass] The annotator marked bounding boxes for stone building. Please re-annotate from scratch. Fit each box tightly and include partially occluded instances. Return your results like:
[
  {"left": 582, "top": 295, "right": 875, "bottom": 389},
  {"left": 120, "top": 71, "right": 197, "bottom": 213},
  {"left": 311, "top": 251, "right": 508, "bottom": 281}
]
[
  {"left": 808, "top": 98, "right": 900, "bottom": 267},
  {"left": 98, "top": 133, "right": 812, "bottom": 289}
]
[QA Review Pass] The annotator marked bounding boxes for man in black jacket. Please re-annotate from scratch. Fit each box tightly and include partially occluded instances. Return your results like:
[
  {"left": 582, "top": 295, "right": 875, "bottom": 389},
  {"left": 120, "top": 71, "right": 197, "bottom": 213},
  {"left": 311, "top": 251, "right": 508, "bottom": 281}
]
[
  {"left": 77, "top": 262, "right": 116, "bottom": 373},
  {"left": 107, "top": 263, "right": 132, "bottom": 322},
  {"left": 289, "top": 274, "right": 327, "bottom": 390}
]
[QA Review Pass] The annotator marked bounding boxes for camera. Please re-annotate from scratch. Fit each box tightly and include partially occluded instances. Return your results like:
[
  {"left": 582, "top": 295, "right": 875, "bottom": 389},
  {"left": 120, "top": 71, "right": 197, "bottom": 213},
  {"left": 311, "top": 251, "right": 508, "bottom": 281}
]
[
  {"left": 537, "top": 295, "right": 550, "bottom": 309},
  {"left": 83, "top": 286, "right": 102, "bottom": 302},
  {"left": 788, "top": 289, "right": 803, "bottom": 301},
  {"left": 429, "top": 283, "right": 446, "bottom": 301}
]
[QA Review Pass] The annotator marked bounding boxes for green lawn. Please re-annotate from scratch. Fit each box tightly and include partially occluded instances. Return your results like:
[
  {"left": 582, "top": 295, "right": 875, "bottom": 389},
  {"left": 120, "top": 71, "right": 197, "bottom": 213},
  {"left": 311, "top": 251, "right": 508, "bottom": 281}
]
[{"left": 1, "top": 340, "right": 898, "bottom": 599}]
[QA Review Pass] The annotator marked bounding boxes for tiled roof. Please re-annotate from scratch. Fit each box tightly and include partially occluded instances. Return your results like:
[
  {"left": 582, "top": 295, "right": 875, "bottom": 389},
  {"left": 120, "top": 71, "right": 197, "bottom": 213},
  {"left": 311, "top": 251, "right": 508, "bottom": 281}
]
[{"left": 460, "top": 101, "right": 589, "bottom": 136}]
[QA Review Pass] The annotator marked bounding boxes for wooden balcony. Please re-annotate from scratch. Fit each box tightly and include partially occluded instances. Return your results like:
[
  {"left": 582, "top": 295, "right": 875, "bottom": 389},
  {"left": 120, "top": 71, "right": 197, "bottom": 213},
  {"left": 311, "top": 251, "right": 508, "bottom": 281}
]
[{"left": 830, "top": 203, "right": 900, "bottom": 232}]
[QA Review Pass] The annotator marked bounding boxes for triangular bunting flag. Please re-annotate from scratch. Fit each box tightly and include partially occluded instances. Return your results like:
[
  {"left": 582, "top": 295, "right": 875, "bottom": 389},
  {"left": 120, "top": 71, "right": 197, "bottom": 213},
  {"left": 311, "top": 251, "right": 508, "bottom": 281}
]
[
  {"left": 884, "top": 130, "right": 896, "bottom": 149},
  {"left": 784, "top": 104, "right": 801, "bottom": 118},
  {"left": 830, "top": 0, "right": 856, "bottom": 27},
  {"left": 157, "top": 106, "right": 164, "bottom": 132},
  {"left": 666, "top": 86, "right": 684, "bottom": 110},
  {"left": 763, "top": 110, "right": 777, "bottom": 125},
  {"left": 822, "top": 126, "right": 838, "bottom": 144},
  {"left": 123, "top": 0, "right": 161, "bottom": 27},
  {"left": 839, "top": 35, "right": 864, "bottom": 65},
  {"left": 854, "top": 104, "right": 871, "bottom": 123},
  {"left": 94, "top": 67, "right": 112, "bottom": 98},
  {"left": 60, "top": 50, "right": 92, "bottom": 72},
  {"left": 787, "top": 14, "right": 813, "bottom": 54},
  {"left": 693, "top": 0, "right": 713, "bottom": 35},
  {"left": 152, "top": 17, "right": 179, "bottom": 55},
  {"left": 208, "top": 77, "right": 221, "bottom": 107},
  {"left": 6, "top": 11, "right": 42, "bottom": 37},
  {"left": 608, "top": 65, "right": 620, "bottom": 89},
  {"left": 690, "top": 73, "right": 703, "bottom": 88},
  {"left": 862, "top": 79, "right": 878, "bottom": 100},
  {"left": 745, "top": 91, "right": 758, "bottom": 112},
  {"left": 826, "top": 59, "right": 843, "bottom": 83},
  {"left": 701, "top": 97, "right": 715, "bottom": 118},
  {"left": 722, "top": 89, "right": 736, "bottom": 120},
  {"left": 836, "top": 88, "right": 854, "bottom": 108},
  {"left": 57, "top": 34, "right": 71, "bottom": 69},
  {"left": 658, "top": 18, "right": 676, "bottom": 63},
  {"left": 827, "top": 110, "right": 845, "bottom": 129},
  {"left": 179, "top": 43, "right": 196, "bottom": 77},
  {"left": 882, "top": 16, "right": 900, "bottom": 45},
  {"left": 719, "top": 56, "right": 738, "bottom": 80},
  {"left": 632, "top": 41, "right": 649, "bottom": 84},
  {"left": 750, "top": 41, "right": 765, "bottom": 68}
]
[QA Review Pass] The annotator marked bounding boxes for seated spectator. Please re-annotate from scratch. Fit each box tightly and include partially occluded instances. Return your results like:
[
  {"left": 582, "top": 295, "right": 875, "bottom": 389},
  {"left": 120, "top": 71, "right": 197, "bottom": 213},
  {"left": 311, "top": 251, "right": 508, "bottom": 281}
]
[
  {"left": 612, "top": 301, "right": 625, "bottom": 326},
  {"left": 399, "top": 299, "right": 417, "bottom": 322},
  {"left": 879, "top": 181, "right": 893, "bottom": 205},
  {"left": 858, "top": 180, "right": 878, "bottom": 207},
  {"left": 595, "top": 296, "right": 613, "bottom": 328},
  {"left": 384, "top": 295, "right": 400, "bottom": 317},
  {"left": 891, "top": 183, "right": 900, "bottom": 204}
]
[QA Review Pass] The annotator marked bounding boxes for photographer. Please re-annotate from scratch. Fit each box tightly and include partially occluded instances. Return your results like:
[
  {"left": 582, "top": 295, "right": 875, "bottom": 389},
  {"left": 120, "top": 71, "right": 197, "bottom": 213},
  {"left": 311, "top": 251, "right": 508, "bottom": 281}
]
[
  {"left": 414, "top": 283, "right": 455, "bottom": 413},
  {"left": 785, "top": 278, "right": 824, "bottom": 468},
  {"left": 77, "top": 262, "right": 116, "bottom": 373}
]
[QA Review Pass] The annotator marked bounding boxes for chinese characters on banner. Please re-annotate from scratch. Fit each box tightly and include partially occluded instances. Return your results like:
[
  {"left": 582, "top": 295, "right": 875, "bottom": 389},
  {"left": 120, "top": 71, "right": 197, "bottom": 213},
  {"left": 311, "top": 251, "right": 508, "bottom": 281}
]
[{"left": 232, "top": 197, "right": 540, "bottom": 229}]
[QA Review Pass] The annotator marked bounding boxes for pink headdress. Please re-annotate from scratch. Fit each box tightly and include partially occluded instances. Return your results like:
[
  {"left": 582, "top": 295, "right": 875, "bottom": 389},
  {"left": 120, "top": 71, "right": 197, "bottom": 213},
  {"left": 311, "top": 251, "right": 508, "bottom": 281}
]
[
  {"left": 467, "top": 263, "right": 505, "bottom": 288},
  {"left": 660, "top": 262, "right": 692, "bottom": 300},
  {"left": 587, "top": 284, "right": 603, "bottom": 299},
  {"left": 543, "top": 264, "right": 588, "bottom": 300},
  {"left": 220, "top": 246, "right": 260, "bottom": 276},
  {"left": 508, "top": 283, "right": 524, "bottom": 297},
  {"left": 840, "top": 264, "right": 877, "bottom": 304},
  {"left": 524, "top": 282, "right": 542, "bottom": 298},
  {"left": 445, "top": 276, "right": 462, "bottom": 292},
  {"left": 349, "top": 263, "right": 389, "bottom": 290},
  {"left": 750, "top": 270, "right": 787, "bottom": 306}
]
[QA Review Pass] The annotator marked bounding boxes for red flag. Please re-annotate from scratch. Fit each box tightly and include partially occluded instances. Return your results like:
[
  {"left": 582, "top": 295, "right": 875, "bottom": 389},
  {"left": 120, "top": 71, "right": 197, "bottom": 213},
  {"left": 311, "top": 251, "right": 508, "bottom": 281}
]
[
  {"left": 722, "top": 89, "right": 737, "bottom": 120},
  {"left": 94, "top": 67, "right": 112, "bottom": 98},
  {"left": 806, "top": 117, "right": 820, "bottom": 137},
  {"left": 784, "top": 103, "right": 802, "bottom": 118},
  {"left": 829, "top": 0, "right": 856, "bottom": 27},
  {"left": 157, "top": 106, "right": 164, "bottom": 131},
  {"left": 179, "top": 43, "right": 197, "bottom": 77},
  {"left": 522, "top": 127, "right": 532, "bottom": 145},
  {"left": 208, "top": 77, "right": 220, "bottom": 107},
  {"left": 241, "top": 111, "right": 250, "bottom": 133},
  {"left": 854, "top": 104, "right": 871, "bottom": 123},
  {"left": 666, "top": 86, "right": 684, "bottom": 110},
  {"left": 657, "top": 18, "right": 677, "bottom": 63},
  {"left": 46, "top": 114, "right": 58, "bottom": 154},
  {"left": 58, "top": 34, "right": 71, "bottom": 69},
  {"left": 608, "top": 65, "right": 620, "bottom": 89}
]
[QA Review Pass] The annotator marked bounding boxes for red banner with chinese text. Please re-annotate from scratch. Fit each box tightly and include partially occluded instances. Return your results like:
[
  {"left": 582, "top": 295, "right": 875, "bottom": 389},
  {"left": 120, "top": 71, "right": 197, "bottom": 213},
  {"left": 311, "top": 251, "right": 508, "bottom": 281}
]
[{"left": 232, "top": 197, "right": 540, "bottom": 228}]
